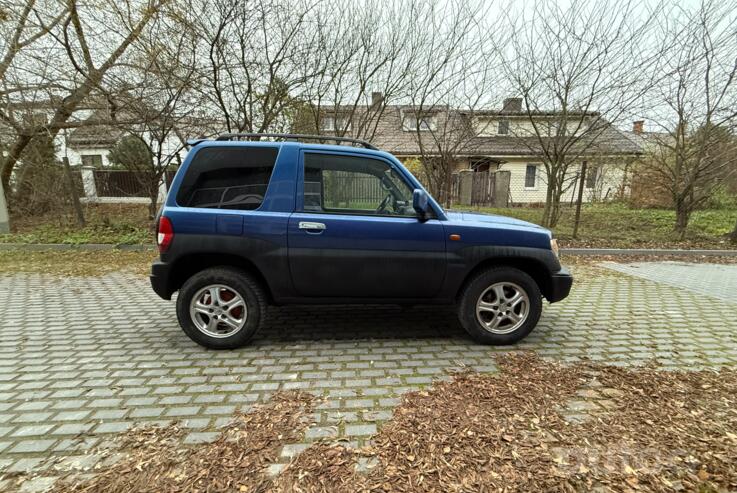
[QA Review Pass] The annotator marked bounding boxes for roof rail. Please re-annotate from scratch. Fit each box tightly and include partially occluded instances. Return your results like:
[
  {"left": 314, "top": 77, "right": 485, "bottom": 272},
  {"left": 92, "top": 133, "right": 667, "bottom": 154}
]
[{"left": 214, "top": 133, "right": 378, "bottom": 150}]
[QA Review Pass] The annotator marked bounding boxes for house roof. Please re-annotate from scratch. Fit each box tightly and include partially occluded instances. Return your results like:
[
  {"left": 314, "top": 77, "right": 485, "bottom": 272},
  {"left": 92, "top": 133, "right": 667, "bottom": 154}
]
[
  {"left": 365, "top": 106, "right": 641, "bottom": 157},
  {"left": 66, "top": 111, "right": 123, "bottom": 148},
  {"left": 66, "top": 109, "right": 221, "bottom": 149},
  {"left": 465, "top": 110, "right": 600, "bottom": 118},
  {"left": 66, "top": 98, "right": 641, "bottom": 157}
]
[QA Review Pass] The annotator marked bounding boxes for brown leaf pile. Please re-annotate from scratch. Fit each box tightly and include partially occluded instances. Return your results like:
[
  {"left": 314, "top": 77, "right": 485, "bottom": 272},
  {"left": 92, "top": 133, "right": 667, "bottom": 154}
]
[
  {"left": 52, "top": 391, "right": 316, "bottom": 493},
  {"left": 38, "top": 355, "right": 737, "bottom": 492},
  {"left": 280, "top": 353, "right": 737, "bottom": 492},
  {"left": 271, "top": 443, "right": 366, "bottom": 493}
]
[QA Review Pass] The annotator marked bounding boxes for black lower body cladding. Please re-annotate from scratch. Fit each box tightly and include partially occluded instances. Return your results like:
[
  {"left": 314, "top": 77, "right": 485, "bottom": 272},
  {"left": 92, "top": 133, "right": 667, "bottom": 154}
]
[{"left": 548, "top": 267, "right": 573, "bottom": 303}]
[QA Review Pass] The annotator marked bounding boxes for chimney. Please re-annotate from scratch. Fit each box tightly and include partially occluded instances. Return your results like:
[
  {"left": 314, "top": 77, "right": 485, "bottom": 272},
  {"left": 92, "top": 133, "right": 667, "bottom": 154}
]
[
  {"left": 371, "top": 92, "right": 383, "bottom": 107},
  {"left": 632, "top": 120, "right": 644, "bottom": 134},
  {"left": 502, "top": 97, "right": 522, "bottom": 112}
]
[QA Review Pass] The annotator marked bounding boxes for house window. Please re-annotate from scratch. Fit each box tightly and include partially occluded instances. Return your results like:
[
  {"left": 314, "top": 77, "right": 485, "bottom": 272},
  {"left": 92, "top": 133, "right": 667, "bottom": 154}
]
[
  {"left": 497, "top": 119, "right": 510, "bottom": 135},
  {"left": 81, "top": 154, "right": 103, "bottom": 167},
  {"left": 320, "top": 116, "right": 351, "bottom": 132},
  {"left": 402, "top": 113, "right": 435, "bottom": 131},
  {"left": 586, "top": 165, "right": 599, "bottom": 189},
  {"left": 525, "top": 164, "right": 537, "bottom": 188},
  {"left": 320, "top": 116, "right": 334, "bottom": 131}
]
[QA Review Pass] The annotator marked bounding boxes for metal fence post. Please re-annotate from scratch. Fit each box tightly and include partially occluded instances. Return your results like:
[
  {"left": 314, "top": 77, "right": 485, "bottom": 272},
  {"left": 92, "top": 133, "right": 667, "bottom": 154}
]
[{"left": 0, "top": 179, "right": 9, "bottom": 234}]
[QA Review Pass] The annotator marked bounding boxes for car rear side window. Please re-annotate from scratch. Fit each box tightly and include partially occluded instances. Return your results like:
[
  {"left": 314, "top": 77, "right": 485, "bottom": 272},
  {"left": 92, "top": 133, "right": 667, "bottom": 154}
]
[{"left": 176, "top": 146, "right": 278, "bottom": 210}]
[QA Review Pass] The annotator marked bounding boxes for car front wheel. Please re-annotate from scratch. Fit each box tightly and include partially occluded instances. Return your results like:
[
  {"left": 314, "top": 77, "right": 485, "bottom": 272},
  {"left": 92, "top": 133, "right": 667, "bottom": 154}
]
[
  {"left": 176, "top": 267, "right": 265, "bottom": 349},
  {"left": 458, "top": 267, "right": 542, "bottom": 345}
]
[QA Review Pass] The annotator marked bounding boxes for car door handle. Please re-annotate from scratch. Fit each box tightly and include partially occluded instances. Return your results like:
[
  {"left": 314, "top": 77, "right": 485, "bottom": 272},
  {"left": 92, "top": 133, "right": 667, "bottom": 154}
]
[{"left": 298, "top": 221, "right": 326, "bottom": 233}]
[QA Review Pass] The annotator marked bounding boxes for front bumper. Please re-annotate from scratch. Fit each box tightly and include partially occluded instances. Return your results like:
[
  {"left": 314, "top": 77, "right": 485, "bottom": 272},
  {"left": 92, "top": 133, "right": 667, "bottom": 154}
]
[
  {"left": 547, "top": 267, "right": 573, "bottom": 303},
  {"left": 150, "top": 260, "right": 172, "bottom": 300}
]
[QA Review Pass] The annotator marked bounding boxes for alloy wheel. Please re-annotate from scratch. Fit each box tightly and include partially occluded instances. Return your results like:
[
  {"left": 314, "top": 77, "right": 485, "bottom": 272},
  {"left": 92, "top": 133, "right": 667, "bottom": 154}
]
[
  {"left": 189, "top": 284, "right": 247, "bottom": 338},
  {"left": 475, "top": 282, "right": 530, "bottom": 334}
]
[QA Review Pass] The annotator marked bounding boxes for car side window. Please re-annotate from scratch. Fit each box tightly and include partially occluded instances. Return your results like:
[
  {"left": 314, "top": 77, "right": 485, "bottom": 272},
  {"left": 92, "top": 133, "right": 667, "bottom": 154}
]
[
  {"left": 303, "top": 153, "right": 415, "bottom": 217},
  {"left": 176, "top": 146, "right": 278, "bottom": 210}
]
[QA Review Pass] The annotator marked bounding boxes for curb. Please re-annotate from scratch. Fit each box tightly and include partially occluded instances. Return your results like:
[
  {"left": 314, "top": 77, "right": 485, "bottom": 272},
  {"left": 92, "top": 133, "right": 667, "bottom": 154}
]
[
  {"left": 561, "top": 248, "right": 737, "bottom": 257},
  {"left": 1, "top": 243, "right": 736, "bottom": 256},
  {"left": 0, "top": 243, "right": 156, "bottom": 252}
]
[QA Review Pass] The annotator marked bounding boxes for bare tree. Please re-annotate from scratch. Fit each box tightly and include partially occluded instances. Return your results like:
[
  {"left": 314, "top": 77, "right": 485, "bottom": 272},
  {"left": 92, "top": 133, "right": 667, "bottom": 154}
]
[
  {"left": 645, "top": 1, "right": 737, "bottom": 239},
  {"left": 0, "top": 0, "right": 168, "bottom": 192},
  {"left": 195, "top": 0, "right": 324, "bottom": 134},
  {"left": 497, "top": 0, "right": 665, "bottom": 227},
  {"left": 111, "top": 6, "right": 209, "bottom": 218},
  {"left": 292, "top": 0, "right": 431, "bottom": 142},
  {"left": 402, "top": 1, "right": 500, "bottom": 205}
]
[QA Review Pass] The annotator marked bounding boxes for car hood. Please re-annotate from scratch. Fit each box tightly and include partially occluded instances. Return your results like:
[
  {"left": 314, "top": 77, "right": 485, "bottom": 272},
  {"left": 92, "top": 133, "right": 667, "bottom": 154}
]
[
  {"left": 442, "top": 210, "right": 551, "bottom": 249},
  {"left": 445, "top": 211, "right": 545, "bottom": 230}
]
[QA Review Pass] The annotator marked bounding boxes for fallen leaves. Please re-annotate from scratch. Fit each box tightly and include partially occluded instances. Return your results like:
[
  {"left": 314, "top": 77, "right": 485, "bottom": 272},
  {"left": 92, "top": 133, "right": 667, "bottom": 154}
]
[
  {"left": 277, "top": 352, "right": 737, "bottom": 492},
  {"left": 50, "top": 391, "right": 317, "bottom": 493},
  {"left": 23, "top": 353, "right": 737, "bottom": 493}
]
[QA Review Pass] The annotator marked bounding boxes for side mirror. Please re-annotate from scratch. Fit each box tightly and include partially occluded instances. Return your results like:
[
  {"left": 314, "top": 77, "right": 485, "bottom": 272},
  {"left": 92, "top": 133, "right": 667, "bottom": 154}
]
[{"left": 412, "top": 189, "right": 430, "bottom": 221}]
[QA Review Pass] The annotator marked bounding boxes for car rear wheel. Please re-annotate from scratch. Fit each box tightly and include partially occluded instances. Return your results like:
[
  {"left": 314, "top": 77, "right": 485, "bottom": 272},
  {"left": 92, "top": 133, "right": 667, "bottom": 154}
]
[
  {"left": 458, "top": 267, "right": 542, "bottom": 345},
  {"left": 176, "top": 267, "right": 265, "bottom": 349}
]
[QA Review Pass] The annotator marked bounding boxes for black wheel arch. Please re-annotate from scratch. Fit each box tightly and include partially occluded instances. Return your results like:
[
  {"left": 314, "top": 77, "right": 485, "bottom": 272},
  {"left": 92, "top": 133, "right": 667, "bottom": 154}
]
[
  {"left": 166, "top": 253, "right": 273, "bottom": 303},
  {"left": 456, "top": 256, "right": 556, "bottom": 302}
]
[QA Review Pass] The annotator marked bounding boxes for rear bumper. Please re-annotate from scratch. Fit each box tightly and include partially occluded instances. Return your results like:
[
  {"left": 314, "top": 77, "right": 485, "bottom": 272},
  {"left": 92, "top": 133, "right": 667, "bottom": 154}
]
[
  {"left": 547, "top": 267, "right": 573, "bottom": 303},
  {"left": 150, "top": 260, "right": 172, "bottom": 300}
]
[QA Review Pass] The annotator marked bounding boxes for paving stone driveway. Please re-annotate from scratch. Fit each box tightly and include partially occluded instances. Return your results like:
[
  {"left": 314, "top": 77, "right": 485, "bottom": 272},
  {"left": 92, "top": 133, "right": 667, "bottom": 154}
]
[{"left": 0, "top": 261, "right": 736, "bottom": 486}]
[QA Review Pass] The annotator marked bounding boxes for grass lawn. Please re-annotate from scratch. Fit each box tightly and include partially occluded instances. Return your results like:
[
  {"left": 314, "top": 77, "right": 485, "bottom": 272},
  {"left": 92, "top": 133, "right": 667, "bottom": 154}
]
[
  {"left": 477, "top": 202, "right": 737, "bottom": 249},
  {"left": 0, "top": 203, "right": 152, "bottom": 244},
  {"left": 0, "top": 250, "right": 156, "bottom": 276},
  {"left": 1, "top": 202, "right": 735, "bottom": 249}
]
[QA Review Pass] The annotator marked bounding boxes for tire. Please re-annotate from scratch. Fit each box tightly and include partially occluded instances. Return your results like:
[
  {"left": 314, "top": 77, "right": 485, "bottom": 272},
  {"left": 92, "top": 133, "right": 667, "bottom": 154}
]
[
  {"left": 176, "top": 267, "right": 266, "bottom": 349},
  {"left": 457, "top": 267, "right": 542, "bottom": 345}
]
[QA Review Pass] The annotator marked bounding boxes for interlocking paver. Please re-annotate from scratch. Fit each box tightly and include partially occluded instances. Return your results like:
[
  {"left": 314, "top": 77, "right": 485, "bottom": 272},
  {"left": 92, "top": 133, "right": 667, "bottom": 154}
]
[{"left": 1, "top": 262, "right": 736, "bottom": 485}]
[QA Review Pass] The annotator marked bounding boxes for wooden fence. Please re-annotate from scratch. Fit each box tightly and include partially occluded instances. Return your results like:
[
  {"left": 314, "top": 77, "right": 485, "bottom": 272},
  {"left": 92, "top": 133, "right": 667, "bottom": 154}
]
[
  {"left": 451, "top": 170, "right": 510, "bottom": 208},
  {"left": 471, "top": 171, "right": 496, "bottom": 206}
]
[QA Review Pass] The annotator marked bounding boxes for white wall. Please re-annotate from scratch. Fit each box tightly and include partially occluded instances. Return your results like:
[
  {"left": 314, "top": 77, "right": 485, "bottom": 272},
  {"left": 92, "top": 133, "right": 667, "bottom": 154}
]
[
  {"left": 456, "top": 157, "right": 624, "bottom": 204},
  {"left": 492, "top": 159, "right": 626, "bottom": 204}
]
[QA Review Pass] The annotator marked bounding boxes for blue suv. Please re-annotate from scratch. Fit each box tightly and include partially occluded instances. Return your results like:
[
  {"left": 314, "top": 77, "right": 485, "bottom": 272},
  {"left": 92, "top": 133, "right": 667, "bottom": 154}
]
[{"left": 150, "top": 133, "right": 572, "bottom": 349}]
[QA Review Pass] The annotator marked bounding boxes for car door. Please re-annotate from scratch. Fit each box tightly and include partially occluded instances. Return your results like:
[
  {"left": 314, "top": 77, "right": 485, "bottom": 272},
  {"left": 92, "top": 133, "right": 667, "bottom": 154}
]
[{"left": 287, "top": 150, "right": 446, "bottom": 299}]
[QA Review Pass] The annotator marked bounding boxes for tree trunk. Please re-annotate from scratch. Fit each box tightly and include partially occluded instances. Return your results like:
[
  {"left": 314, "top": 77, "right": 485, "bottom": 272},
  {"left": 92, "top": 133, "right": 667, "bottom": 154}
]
[
  {"left": 541, "top": 181, "right": 555, "bottom": 228},
  {"left": 549, "top": 190, "right": 564, "bottom": 228},
  {"left": 62, "top": 157, "right": 85, "bottom": 227},
  {"left": 1, "top": 134, "right": 32, "bottom": 191},
  {"left": 148, "top": 193, "right": 158, "bottom": 221},
  {"left": 572, "top": 162, "right": 587, "bottom": 239},
  {"left": 730, "top": 216, "right": 737, "bottom": 244},
  {"left": 148, "top": 176, "right": 161, "bottom": 221},
  {"left": 674, "top": 198, "right": 690, "bottom": 240}
]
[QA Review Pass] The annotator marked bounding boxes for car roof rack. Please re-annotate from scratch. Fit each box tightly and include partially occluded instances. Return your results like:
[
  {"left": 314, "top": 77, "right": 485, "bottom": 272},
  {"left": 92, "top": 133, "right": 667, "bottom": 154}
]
[{"left": 214, "top": 133, "right": 378, "bottom": 150}]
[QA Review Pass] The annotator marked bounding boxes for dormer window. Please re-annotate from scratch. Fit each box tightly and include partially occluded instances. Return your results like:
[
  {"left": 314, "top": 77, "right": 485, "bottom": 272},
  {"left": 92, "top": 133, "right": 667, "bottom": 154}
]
[
  {"left": 497, "top": 119, "right": 510, "bottom": 135},
  {"left": 320, "top": 115, "right": 351, "bottom": 132},
  {"left": 402, "top": 112, "right": 436, "bottom": 131}
]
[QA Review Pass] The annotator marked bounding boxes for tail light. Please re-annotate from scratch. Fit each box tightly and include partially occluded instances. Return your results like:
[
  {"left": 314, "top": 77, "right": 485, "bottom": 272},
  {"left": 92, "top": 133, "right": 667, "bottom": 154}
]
[{"left": 157, "top": 216, "right": 174, "bottom": 253}]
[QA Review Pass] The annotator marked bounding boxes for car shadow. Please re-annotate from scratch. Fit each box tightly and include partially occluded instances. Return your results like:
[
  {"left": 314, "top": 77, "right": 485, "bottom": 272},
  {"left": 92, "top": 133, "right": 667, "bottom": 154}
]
[{"left": 255, "top": 304, "right": 466, "bottom": 342}]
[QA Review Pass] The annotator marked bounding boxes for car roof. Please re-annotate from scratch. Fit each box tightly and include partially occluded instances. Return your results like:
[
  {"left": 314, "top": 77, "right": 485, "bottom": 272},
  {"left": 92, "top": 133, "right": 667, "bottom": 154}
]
[{"left": 190, "top": 139, "right": 392, "bottom": 158}]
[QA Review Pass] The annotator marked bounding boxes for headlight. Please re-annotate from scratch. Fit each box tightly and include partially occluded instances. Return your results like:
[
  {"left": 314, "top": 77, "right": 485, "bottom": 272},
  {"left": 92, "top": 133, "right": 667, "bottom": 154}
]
[{"left": 550, "top": 238, "right": 559, "bottom": 257}]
